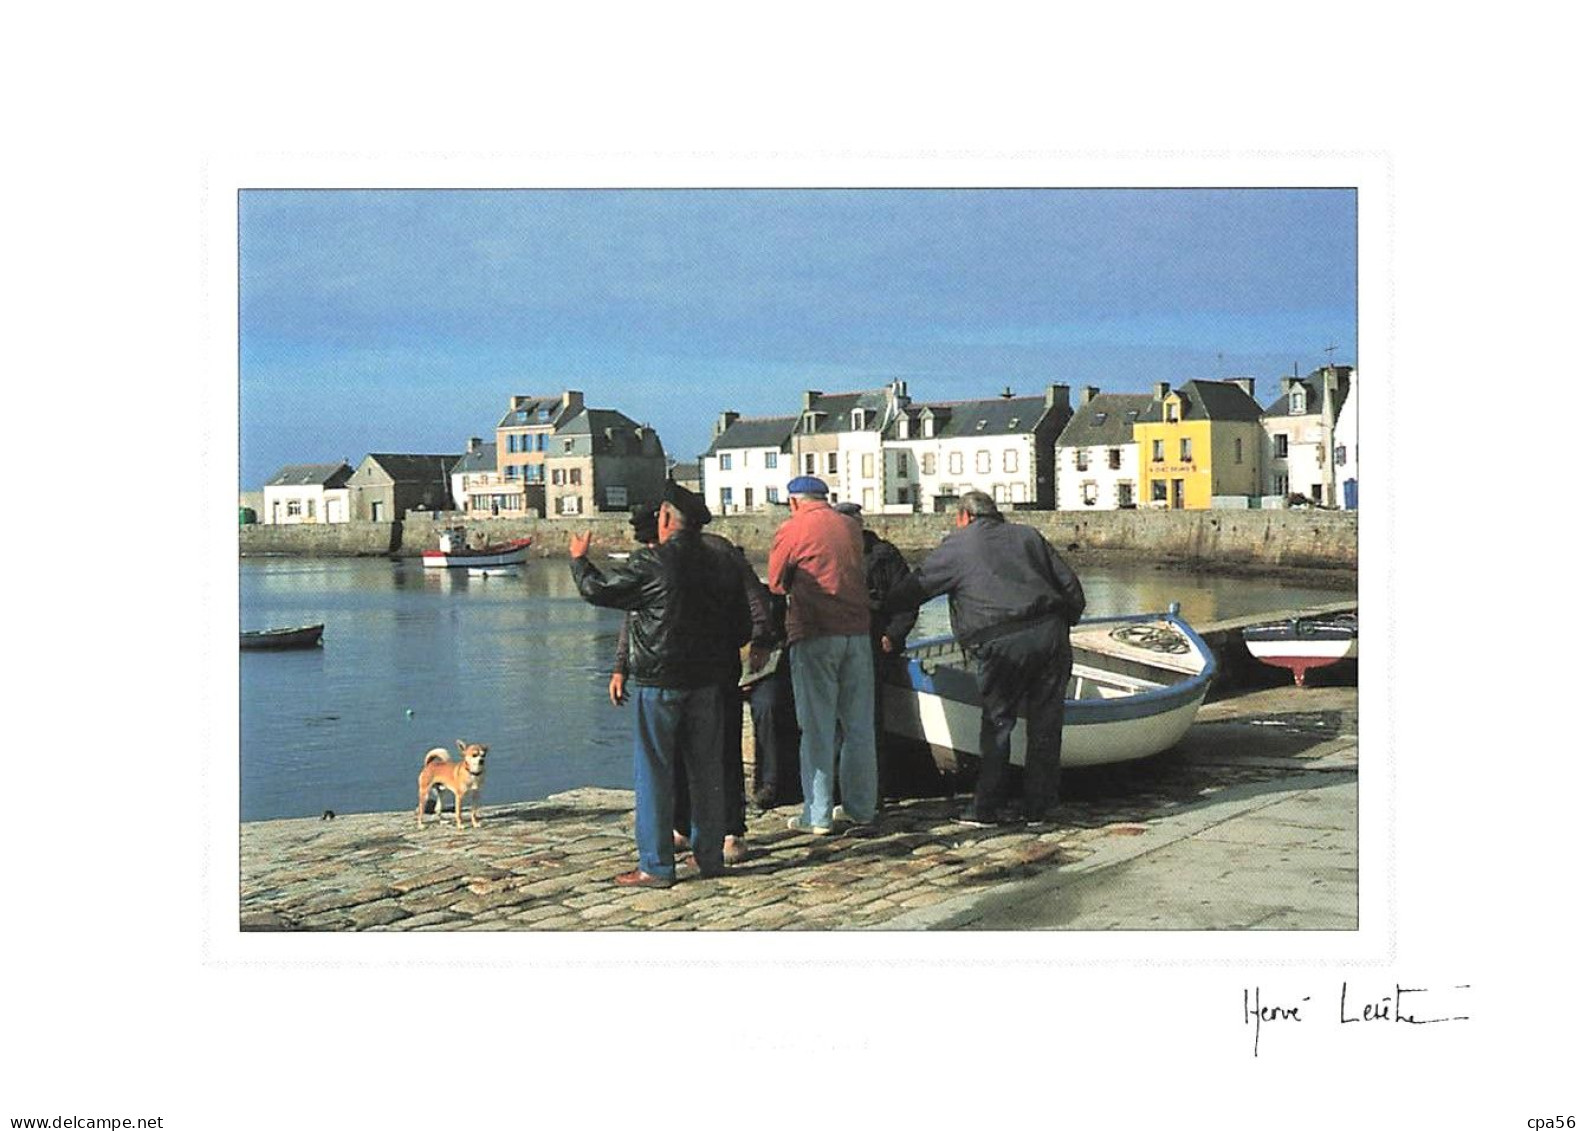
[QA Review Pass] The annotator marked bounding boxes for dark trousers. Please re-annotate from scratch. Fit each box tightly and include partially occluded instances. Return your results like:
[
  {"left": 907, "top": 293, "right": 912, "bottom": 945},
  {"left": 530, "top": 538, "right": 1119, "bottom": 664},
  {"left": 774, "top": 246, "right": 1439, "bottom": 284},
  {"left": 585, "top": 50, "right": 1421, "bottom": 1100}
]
[
  {"left": 969, "top": 618, "right": 1072, "bottom": 821},
  {"left": 749, "top": 663, "right": 802, "bottom": 806},
  {"left": 675, "top": 683, "right": 748, "bottom": 839}
]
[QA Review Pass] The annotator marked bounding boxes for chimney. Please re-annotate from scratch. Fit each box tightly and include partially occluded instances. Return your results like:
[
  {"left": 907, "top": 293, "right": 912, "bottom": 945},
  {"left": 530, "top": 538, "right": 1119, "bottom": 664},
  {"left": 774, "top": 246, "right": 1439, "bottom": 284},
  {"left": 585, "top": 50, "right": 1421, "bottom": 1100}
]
[
  {"left": 1078, "top": 385, "right": 1100, "bottom": 406},
  {"left": 1154, "top": 382, "right": 1171, "bottom": 400},
  {"left": 1046, "top": 383, "right": 1071, "bottom": 410},
  {"left": 802, "top": 389, "right": 824, "bottom": 411},
  {"left": 1226, "top": 377, "right": 1256, "bottom": 398},
  {"left": 1281, "top": 377, "right": 1299, "bottom": 394},
  {"left": 562, "top": 390, "right": 585, "bottom": 415},
  {"left": 467, "top": 436, "right": 482, "bottom": 453},
  {"left": 714, "top": 410, "right": 740, "bottom": 438}
]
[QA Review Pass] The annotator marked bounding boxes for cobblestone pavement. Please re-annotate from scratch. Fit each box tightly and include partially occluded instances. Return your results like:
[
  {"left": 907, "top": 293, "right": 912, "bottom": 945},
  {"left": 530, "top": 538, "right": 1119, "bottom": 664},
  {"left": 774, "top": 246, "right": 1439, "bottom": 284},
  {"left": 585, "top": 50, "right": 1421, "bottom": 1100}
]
[{"left": 239, "top": 683, "right": 1358, "bottom": 931}]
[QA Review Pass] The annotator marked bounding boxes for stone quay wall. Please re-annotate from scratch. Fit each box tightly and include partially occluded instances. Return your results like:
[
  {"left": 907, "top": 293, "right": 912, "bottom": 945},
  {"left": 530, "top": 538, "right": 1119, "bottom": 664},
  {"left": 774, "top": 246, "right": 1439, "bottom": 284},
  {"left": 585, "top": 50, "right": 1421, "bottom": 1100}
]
[{"left": 241, "top": 507, "right": 1357, "bottom": 571}]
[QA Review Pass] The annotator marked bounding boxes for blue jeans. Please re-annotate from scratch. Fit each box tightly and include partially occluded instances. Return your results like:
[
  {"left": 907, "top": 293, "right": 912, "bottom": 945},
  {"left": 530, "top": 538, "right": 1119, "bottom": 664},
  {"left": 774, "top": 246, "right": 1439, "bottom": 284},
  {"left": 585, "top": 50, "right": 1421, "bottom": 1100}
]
[
  {"left": 633, "top": 685, "right": 725, "bottom": 878},
  {"left": 789, "top": 633, "right": 877, "bottom": 826}
]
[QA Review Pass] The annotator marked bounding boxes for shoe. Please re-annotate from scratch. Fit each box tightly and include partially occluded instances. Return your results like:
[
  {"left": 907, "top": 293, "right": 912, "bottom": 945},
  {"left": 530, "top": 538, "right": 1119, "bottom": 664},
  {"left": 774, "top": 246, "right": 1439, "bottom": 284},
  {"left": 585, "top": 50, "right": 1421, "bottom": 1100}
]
[
  {"left": 832, "top": 805, "right": 876, "bottom": 833},
  {"left": 787, "top": 815, "right": 833, "bottom": 836},
  {"left": 672, "top": 831, "right": 690, "bottom": 850},
  {"left": 954, "top": 808, "right": 1000, "bottom": 828},
  {"left": 752, "top": 787, "right": 777, "bottom": 811},
  {"left": 722, "top": 835, "right": 749, "bottom": 865},
  {"left": 614, "top": 869, "right": 674, "bottom": 889}
]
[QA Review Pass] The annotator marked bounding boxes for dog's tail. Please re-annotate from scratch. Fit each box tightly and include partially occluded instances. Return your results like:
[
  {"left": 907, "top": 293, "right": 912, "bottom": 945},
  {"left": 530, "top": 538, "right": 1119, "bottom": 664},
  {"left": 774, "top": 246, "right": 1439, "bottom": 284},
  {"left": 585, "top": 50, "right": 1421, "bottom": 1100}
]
[{"left": 422, "top": 747, "right": 451, "bottom": 766}]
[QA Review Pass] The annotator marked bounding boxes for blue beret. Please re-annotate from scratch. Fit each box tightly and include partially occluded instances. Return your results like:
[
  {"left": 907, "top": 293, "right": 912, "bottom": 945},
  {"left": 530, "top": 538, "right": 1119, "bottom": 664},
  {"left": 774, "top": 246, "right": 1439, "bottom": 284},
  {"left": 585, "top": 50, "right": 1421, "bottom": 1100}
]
[{"left": 786, "top": 475, "right": 829, "bottom": 497}]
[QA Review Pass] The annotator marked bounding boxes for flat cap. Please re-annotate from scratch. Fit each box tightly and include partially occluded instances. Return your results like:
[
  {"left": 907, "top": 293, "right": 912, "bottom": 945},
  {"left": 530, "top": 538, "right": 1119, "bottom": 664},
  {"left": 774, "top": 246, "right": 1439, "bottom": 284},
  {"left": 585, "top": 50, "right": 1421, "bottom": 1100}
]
[
  {"left": 786, "top": 475, "right": 829, "bottom": 497},
  {"left": 662, "top": 479, "right": 713, "bottom": 526}
]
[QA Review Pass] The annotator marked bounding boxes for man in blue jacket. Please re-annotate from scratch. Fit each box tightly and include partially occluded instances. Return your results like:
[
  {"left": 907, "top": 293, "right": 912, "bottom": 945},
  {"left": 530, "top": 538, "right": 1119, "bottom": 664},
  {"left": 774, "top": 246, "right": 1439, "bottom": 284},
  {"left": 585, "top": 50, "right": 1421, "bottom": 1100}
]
[{"left": 882, "top": 490, "right": 1085, "bottom": 827}]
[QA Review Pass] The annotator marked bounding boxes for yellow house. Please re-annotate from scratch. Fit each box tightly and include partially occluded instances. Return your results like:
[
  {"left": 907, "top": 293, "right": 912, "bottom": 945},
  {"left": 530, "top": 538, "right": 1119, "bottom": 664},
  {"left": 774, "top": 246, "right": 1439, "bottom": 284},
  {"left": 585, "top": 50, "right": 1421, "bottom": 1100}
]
[{"left": 1133, "top": 379, "right": 1265, "bottom": 509}]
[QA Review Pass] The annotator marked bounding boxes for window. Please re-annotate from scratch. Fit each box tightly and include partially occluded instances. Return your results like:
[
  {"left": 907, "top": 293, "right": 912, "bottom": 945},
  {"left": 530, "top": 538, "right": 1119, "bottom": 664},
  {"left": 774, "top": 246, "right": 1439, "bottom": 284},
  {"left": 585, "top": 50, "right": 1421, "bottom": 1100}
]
[
  {"left": 921, "top": 453, "right": 936, "bottom": 476},
  {"left": 826, "top": 452, "right": 837, "bottom": 475},
  {"left": 897, "top": 418, "right": 910, "bottom": 439},
  {"left": 767, "top": 487, "right": 780, "bottom": 504},
  {"left": 861, "top": 453, "right": 874, "bottom": 479},
  {"left": 1107, "top": 448, "right": 1122, "bottom": 470},
  {"left": 851, "top": 410, "right": 866, "bottom": 430},
  {"left": 1274, "top": 434, "right": 1289, "bottom": 458},
  {"left": 1082, "top": 481, "right": 1098, "bottom": 506},
  {"left": 605, "top": 486, "right": 628, "bottom": 508},
  {"left": 1290, "top": 389, "right": 1307, "bottom": 414},
  {"left": 804, "top": 453, "right": 815, "bottom": 474},
  {"left": 525, "top": 464, "right": 542, "bottom": 482},
  {"left": 1117, "top": 482, "right": 1135, "bottom": 508},
  {"left": 1166, "top": 402, "right": 1180, "bottom": 423},
  {"left": 1235, "top": 438, "right": 1244, "bottom": 464},
  {"left": 562, "top": 439, "right": 575, "bottom": 453},
  {"left": 896, "top": 452, "right": 908, "bottom": 477},
  {"left": 1003, "top": 449, "right": 1018, "bottom": 472},
  {"left": 286, "top": 499, "right": 302, "bottom": 517},
  {"left": 1075, "top": 450, "right": 1089, "bottom": 471},
  {"left": 1273, "top": 474, "right": 1289, "bottom": 495},
  {"left": 306, "top": 498, "right": 316, "bottom": 520},
  {"left": 507, "top": 435, "right": 517, "bottom": 454},
  {"left": 744, "top": 487, "right": 754, "bottom": 509},
  {"left": 559, "top": 494, "right": 582, "bottom": 515},
  {"left": 551, "top": 468, "right": 563, "bottom": 486},
  {"left": 976, "top": 450, "right": 991, "bottom": 473},
  {"left": 538, "top": 409, "right": 551, "bottom": 422},
  {"left": 993, "top": 483, "right": 1009, "bottom": 502},
  {"left": 506, "top": 465, "right": 519, "bottom": 479},
  {"left": 1180, "top": 437, "right": 1193, "bottom": 461},
  {"left": 516, "top": 410, "right": 528, "bottom": 423},
  {"left": 569, "top": 468, "right": 582, "bottom": 486},
  {"left": 765, "top": 451, "right": 778, "bottom": 469},
  {"left": 1151, "top": 480, "right": 1168, "bottom": 503},
  {"left": 923, "top": 417, "right": 935, "bottom": 439},
  {"left": 1334, "top": 445, "right": 1348, "bottom": 466},
  {"left": 720, "top": 487, "right": 733, "bottom": 510},
  {"left": 720, "top": 454, "right": 733, "bottom": 471},
  {"left": 1152, "top": 439, "right": 1165, "bottom": 462},
  {"left": 948, "top": 451, "right": 964, "bottom": 474},
  {"left": 537, "top": 434, "right": 548, "bottom": 451}
]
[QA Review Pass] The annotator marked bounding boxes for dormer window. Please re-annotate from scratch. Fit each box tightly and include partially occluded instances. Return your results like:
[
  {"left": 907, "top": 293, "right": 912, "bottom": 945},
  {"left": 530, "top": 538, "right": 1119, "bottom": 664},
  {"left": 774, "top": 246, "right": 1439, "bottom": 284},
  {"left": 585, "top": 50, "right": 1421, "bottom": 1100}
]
[
  {"left": 1008, "top": 417, "right": 1020, "bottom": 430},
  {"left": 1289, "top": 389, "right": 1307, "bottom": 414},
  {"left": 851, "top": 409, "right": 866, "bottom": 430},
  {"left": 1093, "top": 412, "right": 1107, "bottom": 425},
  {"left": 923, "top": 417, "right": 935, "bottom": 439},
  {"left": 1166, "top": 401, "right": 1180, "bottom": 423},
  {"left": 897, "top": 418, "right": 910, "bottom": 440}
]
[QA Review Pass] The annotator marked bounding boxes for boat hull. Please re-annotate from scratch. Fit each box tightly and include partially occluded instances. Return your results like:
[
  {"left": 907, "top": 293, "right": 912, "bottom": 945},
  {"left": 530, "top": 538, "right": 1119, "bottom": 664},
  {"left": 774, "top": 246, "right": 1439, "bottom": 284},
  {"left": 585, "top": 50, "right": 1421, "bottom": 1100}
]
[
  {"left": 883, "top": 611, "right": 1216, "bottom": 769},
  {"left": 240, "top": 624, "right": 324, "bottom": 650},
  {"left": 422, "top": 539, "right": 533, "bottom": 569},
  {"left": 1242, "top": 615, "right": 1357, "bottom": 686}
]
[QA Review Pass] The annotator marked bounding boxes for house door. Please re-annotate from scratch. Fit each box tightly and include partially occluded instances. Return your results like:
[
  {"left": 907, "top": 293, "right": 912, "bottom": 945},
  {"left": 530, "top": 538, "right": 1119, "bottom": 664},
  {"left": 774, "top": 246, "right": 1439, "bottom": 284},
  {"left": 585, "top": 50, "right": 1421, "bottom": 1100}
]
[
  {"left": 1171, "top": 479, "right": 1185, "bottom": 509},
  {"left": 371, "top": 501, "right": 384, "bottom": 521}
]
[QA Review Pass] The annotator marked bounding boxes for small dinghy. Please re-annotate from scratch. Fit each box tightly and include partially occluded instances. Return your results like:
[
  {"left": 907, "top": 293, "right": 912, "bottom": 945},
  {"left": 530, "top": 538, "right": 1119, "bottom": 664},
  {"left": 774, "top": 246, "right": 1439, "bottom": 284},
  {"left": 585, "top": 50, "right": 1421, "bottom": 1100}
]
[{"left": 1242, "top": 612, "right": 1357, "bottom": 687}]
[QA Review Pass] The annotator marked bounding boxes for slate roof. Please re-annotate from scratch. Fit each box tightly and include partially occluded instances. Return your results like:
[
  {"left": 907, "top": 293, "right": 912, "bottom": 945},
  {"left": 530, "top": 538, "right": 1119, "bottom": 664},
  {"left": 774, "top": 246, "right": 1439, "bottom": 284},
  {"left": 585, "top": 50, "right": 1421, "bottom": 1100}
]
[
  {"left": 557, "top": 409, "right": 664, "bottom": 457},
  {"left": 705, "top": 415, "right": 797, "bottom": 456},
  {"left": 1056, "top": 394, "right": 1161, "bottom": 447},
  {"left": 265, "top": 462, "right": 353, "bottom": 488},
  {"left": 1174, "top": 380, "right": 1264, "bottom": 423},
  {"left": 362, "top": 454, "right": 460, "bottom": 482},
  {"left": 453, "top": 443, "right": 497, "bottom": 475},
  {"left": 932, "top": 395, "right": 1055, "bottom": 439},
  {"left": 497, "top": 394, "right": 580, "bottom": 430},
  {"left": 1263, "top": 368, "right": 1353, "bottom": 421}
]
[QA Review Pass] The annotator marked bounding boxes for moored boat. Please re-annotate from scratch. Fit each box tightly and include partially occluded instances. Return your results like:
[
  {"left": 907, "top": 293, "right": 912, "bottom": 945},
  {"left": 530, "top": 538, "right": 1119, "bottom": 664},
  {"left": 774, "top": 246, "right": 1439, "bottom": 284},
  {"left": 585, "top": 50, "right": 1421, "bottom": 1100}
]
[
  {"left": 422, "top": 527, "right": 534, "bottom": 569},
  {"left": 240, "top": 623, "right": 325, "bottom": 650},
  {"left": 1242, "top": 612, "right": 1357, "bottom": 687},
  {"left": 883, "top": 605, "right": 1216, "bottom": 769}
]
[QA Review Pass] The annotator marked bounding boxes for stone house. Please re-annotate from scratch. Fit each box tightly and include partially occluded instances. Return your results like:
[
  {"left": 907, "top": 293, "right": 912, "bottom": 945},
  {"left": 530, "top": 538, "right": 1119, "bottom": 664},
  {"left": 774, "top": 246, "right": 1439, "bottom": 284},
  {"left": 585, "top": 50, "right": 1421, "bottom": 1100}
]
[
  {"left": 544, "top": 406, "right": 667, "bottom": 518},
  {"left": 787, "top": 384, "right": 910, "bottom": 509},
  {"left": 700, "top": 412, "right": 796, "bottom": 514},
  {"left": 1054, "top": 388, "right": 1160, "bottom": 510},
  {"left": 261, "top": 462, "right": 353, "bottom": 525},
  {"left": 348, "top": 453, "right": 459, "bottom": 522}
]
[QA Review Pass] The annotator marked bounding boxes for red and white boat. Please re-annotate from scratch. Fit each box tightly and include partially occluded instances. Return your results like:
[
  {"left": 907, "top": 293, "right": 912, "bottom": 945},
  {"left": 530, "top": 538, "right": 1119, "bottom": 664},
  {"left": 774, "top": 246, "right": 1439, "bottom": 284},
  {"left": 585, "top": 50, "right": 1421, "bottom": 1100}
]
[
  {"left": 1242, "top": 612, "right": 1358, "bottom": 687},
  {"left": 422, "top": 527, "right": 534, "bottom": 569}
]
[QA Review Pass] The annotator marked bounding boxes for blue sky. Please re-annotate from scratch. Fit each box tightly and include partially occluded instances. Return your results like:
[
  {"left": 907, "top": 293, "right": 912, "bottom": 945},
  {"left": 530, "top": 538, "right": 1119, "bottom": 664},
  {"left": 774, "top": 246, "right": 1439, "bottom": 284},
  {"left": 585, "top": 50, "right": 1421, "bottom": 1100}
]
[{"left": 238, "top": 188, "right": 1356, "bottom": 488}]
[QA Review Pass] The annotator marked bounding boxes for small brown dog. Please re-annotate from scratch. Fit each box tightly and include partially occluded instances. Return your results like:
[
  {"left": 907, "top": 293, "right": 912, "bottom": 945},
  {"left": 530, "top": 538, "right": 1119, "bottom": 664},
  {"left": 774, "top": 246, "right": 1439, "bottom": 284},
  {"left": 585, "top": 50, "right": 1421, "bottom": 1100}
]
[{"left": 416, "top": 740, "right": 489, "bottom": 829}]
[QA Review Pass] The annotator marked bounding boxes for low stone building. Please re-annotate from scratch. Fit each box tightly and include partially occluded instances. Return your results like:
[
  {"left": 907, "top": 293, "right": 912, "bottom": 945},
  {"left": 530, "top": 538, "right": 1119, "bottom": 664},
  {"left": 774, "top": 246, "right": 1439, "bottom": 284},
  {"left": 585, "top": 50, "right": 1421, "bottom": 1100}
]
[
  {"left": 348, "top": 453, "right": 459, "bottom": 522},
  {"left": 544, "top": 406, "right": 666, "bottom": 518}
]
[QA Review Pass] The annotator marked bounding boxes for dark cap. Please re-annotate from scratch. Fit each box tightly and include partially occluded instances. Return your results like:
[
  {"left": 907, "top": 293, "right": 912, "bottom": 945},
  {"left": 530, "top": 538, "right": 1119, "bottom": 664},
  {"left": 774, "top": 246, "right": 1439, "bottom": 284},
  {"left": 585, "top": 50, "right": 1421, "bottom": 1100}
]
[
  {"left": 628, "top": 502, "right": 660, "bottom": 544},
  {"left": 786, "top": 475, "right": 829, "bottom": 497},
  {"left": 662, "top": 480, "right": 713, "bottom": 526},
  {"left": 833, "top": 501, "right": 862, "bottom": 517}
]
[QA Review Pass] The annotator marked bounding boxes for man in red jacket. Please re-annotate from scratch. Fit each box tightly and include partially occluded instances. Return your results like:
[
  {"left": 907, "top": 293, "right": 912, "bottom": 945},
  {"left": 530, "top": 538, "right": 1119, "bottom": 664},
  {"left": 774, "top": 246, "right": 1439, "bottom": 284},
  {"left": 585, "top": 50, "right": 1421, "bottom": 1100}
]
[{"left": 767, "top": 476, "right": 877, "bottom": 835}]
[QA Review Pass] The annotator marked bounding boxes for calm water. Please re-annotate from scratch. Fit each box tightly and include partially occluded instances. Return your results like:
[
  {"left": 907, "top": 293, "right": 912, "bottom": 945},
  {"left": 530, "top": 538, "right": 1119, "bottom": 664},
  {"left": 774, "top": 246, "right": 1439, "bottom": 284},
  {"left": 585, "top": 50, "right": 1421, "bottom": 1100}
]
[{"left": 240, "top": 556, "right": 1349, "bottom": 821}]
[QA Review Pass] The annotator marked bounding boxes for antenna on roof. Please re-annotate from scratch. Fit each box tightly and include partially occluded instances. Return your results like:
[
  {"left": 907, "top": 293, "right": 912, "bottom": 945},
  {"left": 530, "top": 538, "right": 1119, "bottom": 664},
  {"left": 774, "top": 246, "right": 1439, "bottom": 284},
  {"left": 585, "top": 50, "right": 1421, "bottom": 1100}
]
[
  {"left": 1323, "top": 343, "right": 1339, "bottom": 364},
  {"left": 1000, "top": 385, "right": 1013, "bottom": 399}
]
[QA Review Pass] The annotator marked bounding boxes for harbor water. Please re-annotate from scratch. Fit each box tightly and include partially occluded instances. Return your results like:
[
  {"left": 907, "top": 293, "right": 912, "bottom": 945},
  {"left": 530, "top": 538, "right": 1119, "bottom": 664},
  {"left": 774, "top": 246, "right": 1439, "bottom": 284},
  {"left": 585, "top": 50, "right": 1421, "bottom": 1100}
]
[{"left": 240, "top": 556, "right": 1349, "bottom": 821}]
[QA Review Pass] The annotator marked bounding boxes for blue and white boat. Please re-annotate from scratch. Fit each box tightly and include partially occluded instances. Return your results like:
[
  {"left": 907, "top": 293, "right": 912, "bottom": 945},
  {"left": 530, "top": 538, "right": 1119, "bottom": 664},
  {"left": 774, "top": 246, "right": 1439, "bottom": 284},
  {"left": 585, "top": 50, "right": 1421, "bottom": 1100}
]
[{"left": 883, "top": 605, "right": 1217, "bottom": 768}]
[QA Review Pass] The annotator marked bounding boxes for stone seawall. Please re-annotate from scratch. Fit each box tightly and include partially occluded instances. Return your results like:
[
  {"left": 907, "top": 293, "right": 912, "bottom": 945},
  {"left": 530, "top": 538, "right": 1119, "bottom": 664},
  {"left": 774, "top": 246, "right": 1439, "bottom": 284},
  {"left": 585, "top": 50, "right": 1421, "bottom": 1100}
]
[{"left": 242, "top": 508, "right": 1356, "bottom": 570}]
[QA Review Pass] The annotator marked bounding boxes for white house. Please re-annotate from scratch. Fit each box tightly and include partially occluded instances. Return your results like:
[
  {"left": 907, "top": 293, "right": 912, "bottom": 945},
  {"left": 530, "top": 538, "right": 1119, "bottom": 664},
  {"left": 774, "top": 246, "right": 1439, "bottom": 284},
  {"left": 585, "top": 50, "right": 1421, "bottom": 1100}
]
[
  {"left": 1261, "top": 364, "right": 1352, "bottom": 505},
  {"left": 1054, "top": 388, "right": 1159, "bottom": 510},
  {"left": 787, "top": 383, "right": 910, "bottom": 510},
  {"left": 1334, "top": 368, "right": 1359, "bottom": 509},
  {"left": 700, "top": 413, "right": 795, "bottom": 514},
  {"left": 262, "top": 462, "right": 353, "bottom": 525},
  {"left": 889, "top": 386, "right": 1071, "bottom": 511}
]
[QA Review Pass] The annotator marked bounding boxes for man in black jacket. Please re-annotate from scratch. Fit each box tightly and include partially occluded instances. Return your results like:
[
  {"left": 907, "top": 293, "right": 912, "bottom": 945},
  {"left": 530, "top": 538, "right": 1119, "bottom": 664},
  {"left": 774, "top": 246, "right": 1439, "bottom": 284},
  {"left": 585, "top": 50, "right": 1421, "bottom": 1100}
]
[
  {"left": 571, "top": 487, "right": 752, "bottom": 887},
  {"left": 882, "top": 491, "right": 1085, "bottom": 827}
]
